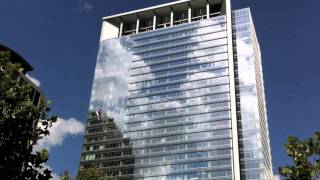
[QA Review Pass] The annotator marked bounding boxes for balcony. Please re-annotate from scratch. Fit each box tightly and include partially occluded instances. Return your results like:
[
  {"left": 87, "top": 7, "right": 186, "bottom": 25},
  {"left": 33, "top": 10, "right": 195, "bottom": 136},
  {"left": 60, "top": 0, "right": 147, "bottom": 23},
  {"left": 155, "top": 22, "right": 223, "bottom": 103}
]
[
  {"left": 140, "top": 26, "right": 153, "bottom": 32},
  {"left": 123, "top": 29, "right": 136, "bottom": 36},
  {"left": 210, "top": 12, "right": 221, "bottom": 18},
  {"left": 156, "top": 22, "right": 170, "bottom": 29},
  {"left": 174, "top": 18, "right": 188, "bottom": 25},
  {"left": 192, "top": 14, "right": 207, "bottom": 22},
  {"left": 102, "top": 0, "right": 226, "bottom": 39}
]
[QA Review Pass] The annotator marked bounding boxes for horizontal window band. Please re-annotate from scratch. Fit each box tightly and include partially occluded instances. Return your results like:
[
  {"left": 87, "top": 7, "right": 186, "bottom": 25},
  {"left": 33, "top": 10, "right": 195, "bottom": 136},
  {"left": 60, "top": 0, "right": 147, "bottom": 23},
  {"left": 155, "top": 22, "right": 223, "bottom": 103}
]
[
  {"left": 128, "top": 89, "right": 230, "bottom": 107},
  {"left": 133, "top": 164, "right": 232, "bottom": 177},
  {"left": 126, "top": 117, "right": 231, "bottom": 133},
  {"left": 133, "top": 169, "right": 232, "bottom": 180},
  {"left": 128, "top": 84, "right": 230, "bottom": 106},
  {"left": 129, "top": 68, "right": 229, "bottom": 91},
  {"left": 127, "top": 96, "right": 230, "bottom": 115},
  {"left": 134, "top": 156, "right": 232, "bottom": 169},
  {"left": 130, "top": 59, "right": 228, "bottom": 80},
  {"left": 131, "top": 43, "right": 228, "bottom": 63},
  {"left": 133, "top": 34, "right": 227, "bottom": 56},
  {"left": 131, "top": 136, "right": 232, "bottom": 150},
  {"left": 127, "top": 107, "right": 230, "bottom": 123},
  {"left": 127, "top": 100, "right": 230, "bottom": 117},
  {"left": 128, "top": 79, "right": 230, "bottom": 99},
  {"left": 127, "top": 108, "right": 231, "bottom": 124},
  {"left": 129, "top": 74, "right": 229, "bottom": 94},
  {"left": 130, "top": 62, "right": 229, "bottom": 84},
  {"left": 133, "top": 30, "right": 227, "bottom": 54},
  {"left": 130, "top": 51, "right": 228, "bottom": 71},
  {"left": 133, "top": 146, "right": 232, "bottom": 159},
  {"left": 127, "top": 123, "right": 231, "bottom": 141},
  {"left": 129, "top": 128, "right": 231, "bottom": 143}
]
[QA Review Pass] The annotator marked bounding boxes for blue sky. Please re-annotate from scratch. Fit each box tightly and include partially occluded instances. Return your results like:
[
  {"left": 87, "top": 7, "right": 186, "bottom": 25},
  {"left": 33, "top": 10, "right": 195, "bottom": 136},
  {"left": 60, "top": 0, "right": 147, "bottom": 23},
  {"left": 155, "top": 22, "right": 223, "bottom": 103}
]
[{"left": 1, "top": 0, "right": 320, "bottom": 177}]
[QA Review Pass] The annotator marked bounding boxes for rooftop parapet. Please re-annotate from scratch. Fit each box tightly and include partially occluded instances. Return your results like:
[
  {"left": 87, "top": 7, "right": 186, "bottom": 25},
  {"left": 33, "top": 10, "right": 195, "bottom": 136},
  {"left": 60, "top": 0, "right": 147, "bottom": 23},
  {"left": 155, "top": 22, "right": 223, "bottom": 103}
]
[{"left": 100, "top": 0, "right": 226, "bottom": 41}]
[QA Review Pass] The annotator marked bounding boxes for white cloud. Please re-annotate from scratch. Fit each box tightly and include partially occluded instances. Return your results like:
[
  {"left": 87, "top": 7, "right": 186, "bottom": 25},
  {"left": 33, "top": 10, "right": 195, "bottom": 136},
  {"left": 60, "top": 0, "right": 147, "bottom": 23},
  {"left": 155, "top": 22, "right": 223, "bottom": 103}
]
[
  {"left": 51, "top": 173, "right": 59, "bottom": 180},
  {"left": 77, "top": 0, "right": 94, "bottom": 13},
  {"left": 26, "top": 74, "right": 41, "bottom": 87},
  {"left": 34, "top": 117, "right": 85, "bottom": 151},
  {"left": 90, "top": 38, "right": 134, "bottom": 131}
]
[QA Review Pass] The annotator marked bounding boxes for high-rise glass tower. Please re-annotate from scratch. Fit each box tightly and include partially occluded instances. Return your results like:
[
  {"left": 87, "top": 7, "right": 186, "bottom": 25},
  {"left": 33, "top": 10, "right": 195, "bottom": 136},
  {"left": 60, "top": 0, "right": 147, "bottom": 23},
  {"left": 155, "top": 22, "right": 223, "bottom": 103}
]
[{"left": 80, "top": 0, "right": 274, "bottom": 179}]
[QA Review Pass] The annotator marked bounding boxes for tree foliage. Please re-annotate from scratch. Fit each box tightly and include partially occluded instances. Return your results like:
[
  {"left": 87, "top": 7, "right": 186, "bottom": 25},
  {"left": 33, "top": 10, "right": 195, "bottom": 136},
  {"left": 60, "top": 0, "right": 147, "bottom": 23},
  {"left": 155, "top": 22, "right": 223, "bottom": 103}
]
[
  {"left": 60, "top": 167, "right": 105, "bottom": 180},
  {"left": 279, "top": 131, "right": 320, "bottom": 180},
  {"left": 0, "top": 51, "right": 57, "bottom": 179},
  {"left": 59, "top": 171, "right": 71, "bottom": 180},
  {"left": 75, "top": 167, "right": 105, "bottom": 180}
]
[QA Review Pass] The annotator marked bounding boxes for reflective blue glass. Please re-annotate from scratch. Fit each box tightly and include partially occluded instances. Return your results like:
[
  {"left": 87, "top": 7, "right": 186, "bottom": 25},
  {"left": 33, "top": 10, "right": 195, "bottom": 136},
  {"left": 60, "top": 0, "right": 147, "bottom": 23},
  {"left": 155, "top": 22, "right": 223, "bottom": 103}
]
[
  {"left": 233, "top": 8, "right": 273, "bottom": 180},
  {"left": 89, "top": 15, "right": 233, "bottom": 179}
]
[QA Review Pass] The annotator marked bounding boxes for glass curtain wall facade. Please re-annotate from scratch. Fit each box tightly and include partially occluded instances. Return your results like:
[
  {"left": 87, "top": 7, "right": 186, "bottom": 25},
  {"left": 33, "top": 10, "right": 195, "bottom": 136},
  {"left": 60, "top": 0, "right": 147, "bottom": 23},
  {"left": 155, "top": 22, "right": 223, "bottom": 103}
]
[
  {"left": 90, "top": 15, "right": 233, "bottom": 180},
  {"left": 80, "top": 111, "right": 134, "bottom": 179},
  {"left": 233, "top": 9, "right": 273, "bottom": 179},
  {"left": 82, "top": 0, "right": 274, "bottom": 179}
]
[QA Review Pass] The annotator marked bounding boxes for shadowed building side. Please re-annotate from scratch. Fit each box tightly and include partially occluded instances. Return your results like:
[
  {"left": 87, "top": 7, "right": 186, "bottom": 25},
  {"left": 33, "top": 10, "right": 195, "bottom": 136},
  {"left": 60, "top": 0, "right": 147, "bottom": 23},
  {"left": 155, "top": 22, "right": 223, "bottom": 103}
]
[{"left": 80, "top": 110, "right": 134, "bottom": 179}]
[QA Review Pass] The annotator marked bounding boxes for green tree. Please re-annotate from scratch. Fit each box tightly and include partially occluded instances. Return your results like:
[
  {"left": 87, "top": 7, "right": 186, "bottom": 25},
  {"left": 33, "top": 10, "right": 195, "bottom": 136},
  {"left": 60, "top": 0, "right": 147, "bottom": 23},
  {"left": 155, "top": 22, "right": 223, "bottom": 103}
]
[
  {"left": 74, "top": 167, "right": 105, "bottom": 180},
  {"left": 0, "top": 51, "right": 57, "bottom": 179},
  {"left": 59, "top": 170, "right": 71, "bottom": 180},
  {"left": 279, "top": 131, "right": 320, "bottom": 180},
  {"left": 59, "top": 167, "right": 105, "bottom": 180}
]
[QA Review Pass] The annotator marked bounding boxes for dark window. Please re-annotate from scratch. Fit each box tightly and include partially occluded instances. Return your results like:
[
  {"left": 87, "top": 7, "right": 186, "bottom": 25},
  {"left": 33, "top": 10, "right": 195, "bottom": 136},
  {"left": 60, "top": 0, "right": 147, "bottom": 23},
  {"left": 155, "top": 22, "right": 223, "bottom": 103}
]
[{"left": 33, "top": 91, "right": 40, "bottom": 106}]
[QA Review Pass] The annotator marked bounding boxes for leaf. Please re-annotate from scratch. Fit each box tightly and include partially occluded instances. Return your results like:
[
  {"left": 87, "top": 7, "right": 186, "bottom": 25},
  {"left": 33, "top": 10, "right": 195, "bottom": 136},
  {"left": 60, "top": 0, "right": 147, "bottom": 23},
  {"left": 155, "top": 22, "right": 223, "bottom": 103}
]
[
  {"left": 0, "top": 51, "right": 58, "bottom": 179},
  {"left": 279, "top": 131, "right": 320, "bottom": 179}
]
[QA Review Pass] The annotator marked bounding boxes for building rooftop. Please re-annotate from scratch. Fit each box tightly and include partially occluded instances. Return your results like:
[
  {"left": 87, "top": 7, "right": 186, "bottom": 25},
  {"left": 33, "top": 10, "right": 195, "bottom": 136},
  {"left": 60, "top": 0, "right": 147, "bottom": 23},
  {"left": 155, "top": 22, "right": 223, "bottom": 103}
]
[
  {"left": 103, "top": 0, "right": 222, "bottom": 22},
  {"left": 100, "top": 0, "right": 225, "bottom": 40}
]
